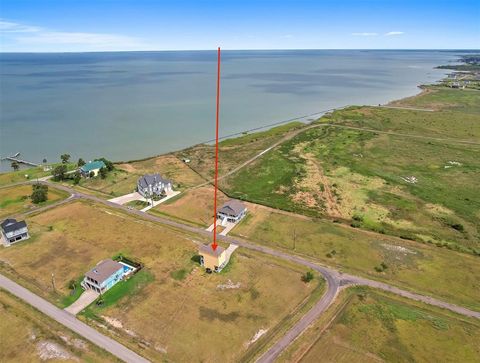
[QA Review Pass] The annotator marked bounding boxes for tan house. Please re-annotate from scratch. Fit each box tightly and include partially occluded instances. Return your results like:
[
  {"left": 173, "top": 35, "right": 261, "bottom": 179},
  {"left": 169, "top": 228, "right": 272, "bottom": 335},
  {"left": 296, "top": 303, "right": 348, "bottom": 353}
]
[{"left": 199, "top": 244, "right": 227, "bottom": 272}]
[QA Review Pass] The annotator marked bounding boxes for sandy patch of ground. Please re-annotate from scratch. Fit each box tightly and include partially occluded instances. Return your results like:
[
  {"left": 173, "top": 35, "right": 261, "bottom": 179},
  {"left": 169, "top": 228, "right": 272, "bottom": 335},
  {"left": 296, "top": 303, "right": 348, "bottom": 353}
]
[
  {"left": 246, "top": 329, "right": 268, "bottom": 347},
  {"left": 36, "top": 340, "right": 78, "bottom": 361}
]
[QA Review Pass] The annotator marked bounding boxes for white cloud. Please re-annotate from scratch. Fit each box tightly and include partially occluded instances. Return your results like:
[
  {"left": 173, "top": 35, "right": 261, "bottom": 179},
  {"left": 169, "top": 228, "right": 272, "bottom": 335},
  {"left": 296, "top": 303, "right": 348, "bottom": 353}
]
[
  {"left": 385, "top": 31, "right": 405, "bottom": 36},
  {"left": 0, "top": 19, "right": 148, "bottom": 51},
  {"left": 351, "top": 32, "right": 378, "bottom": 36}
]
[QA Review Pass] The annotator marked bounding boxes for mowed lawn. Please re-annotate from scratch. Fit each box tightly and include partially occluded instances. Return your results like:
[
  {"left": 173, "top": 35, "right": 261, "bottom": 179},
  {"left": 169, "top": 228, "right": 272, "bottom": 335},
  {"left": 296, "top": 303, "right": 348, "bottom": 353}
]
[
  {"left": 233, "top": 208, "right": 480, "bottom": 311},
  {"left": 284, "top": 288, "right": 480, "bottom": 363},
  {"left": 0, "top": 200, "right": 318, "bottom": 362},
  {"left": 0, "top": 184, "right": 68, "bottom": 219},
  {"left": 0, "top": 290, "right": 115, "bottom": 363}
]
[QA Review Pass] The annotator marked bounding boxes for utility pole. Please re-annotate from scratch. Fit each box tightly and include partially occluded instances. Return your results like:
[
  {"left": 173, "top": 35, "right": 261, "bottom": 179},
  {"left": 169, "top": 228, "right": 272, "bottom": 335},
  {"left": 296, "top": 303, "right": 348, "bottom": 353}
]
[
  {"left": 293, "top": 226, "right": 296, "bottom": 250},
  {"left": 51, "top": 272, "right": 56, "bottom": 292}
]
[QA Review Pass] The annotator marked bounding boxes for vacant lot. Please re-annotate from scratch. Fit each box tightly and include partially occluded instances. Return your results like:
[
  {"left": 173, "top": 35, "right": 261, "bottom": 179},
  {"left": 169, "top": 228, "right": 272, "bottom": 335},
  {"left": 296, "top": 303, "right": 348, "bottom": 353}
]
[
  {"left": 0, "top": 184, "right": 68, "bottom": 219},
  {"left": 117, "top": 154, "right": 206, "bottom": 189},
  {"left": 0, "top": 163, "right": 75, "bottom": 187},
  {"left": 281, "top": 287, "right": 480, "bottom": 363},
  {"left": 0, "top": 200, "right": 319, "bottom": 362},
  {"left": 233, "top": 208, "right": 480, "bottom": 310},
  {"left": 0, "top": 289, "right": 114, "bottom": 363},
  {"left": 224, "top": 87, "right": 480, "bottom": 254},
  {"left": 177, "top": 122, "right": 305, "bottom": 180},
  {"left": 150, "top": 185, "right": 230, "bottom": 227}
]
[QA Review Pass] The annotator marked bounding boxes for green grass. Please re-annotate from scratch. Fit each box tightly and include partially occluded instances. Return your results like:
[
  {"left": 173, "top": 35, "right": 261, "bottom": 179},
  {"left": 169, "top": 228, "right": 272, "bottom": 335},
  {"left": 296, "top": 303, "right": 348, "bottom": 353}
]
[
  {"left": 283, "top": 287, "right": 480, "bottom": 363},
  {"left": 125, "top": 200, "right": 149, "bottom": 210},
  {"left": 223, "top": 86, "right": 480, "bottom": 254},
  {"left": 60, "top": 276, "right": 86, "bottom": 307},
  {"left": 0, "top": 163, "right": 76, "bottom": 186},
  {"left": 82, "top": 269, "right": 154, "bottom": 316}
]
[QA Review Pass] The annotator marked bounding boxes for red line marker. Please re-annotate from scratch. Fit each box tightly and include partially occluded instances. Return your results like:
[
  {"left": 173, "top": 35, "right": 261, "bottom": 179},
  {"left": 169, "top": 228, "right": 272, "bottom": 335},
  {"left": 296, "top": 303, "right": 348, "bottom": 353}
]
[{"left": 212, "top": 47, "right": 221, "bottom": 251}]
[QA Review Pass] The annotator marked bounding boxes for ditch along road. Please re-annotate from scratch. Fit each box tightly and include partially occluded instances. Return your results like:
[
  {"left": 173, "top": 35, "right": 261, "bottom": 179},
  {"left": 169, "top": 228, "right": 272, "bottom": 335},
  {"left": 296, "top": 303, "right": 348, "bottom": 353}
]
[{"left": 10, "top": 180, "right": 478, "bottom": 363}]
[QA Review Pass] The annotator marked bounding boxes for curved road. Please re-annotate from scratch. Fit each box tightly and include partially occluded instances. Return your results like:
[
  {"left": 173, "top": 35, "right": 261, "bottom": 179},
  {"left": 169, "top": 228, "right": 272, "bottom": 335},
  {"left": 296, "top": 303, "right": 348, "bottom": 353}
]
[{"left": 7, "top": 180, "right": 480, "bottom": 363}]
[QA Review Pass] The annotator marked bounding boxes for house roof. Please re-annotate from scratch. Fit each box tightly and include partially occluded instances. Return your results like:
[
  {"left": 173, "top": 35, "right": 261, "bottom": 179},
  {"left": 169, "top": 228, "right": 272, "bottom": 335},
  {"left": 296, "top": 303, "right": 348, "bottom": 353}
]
[
  {"left": 199, "top": 244, "right": 225, "bottom": 257},
  {"left": 218, "top": 200, "right": 246, "bottom": 216},
  {"left": 85, "top": 259, "right": 123, "bottom": 284},
  {"left": 81, "top": 160, "right": 106, "bottom": 172},
  {"left": 137, "top": 173, "right": 170, "bottom": 189},
  {"left": 1, "top": 218, "right": 27, "bottom": 234}
]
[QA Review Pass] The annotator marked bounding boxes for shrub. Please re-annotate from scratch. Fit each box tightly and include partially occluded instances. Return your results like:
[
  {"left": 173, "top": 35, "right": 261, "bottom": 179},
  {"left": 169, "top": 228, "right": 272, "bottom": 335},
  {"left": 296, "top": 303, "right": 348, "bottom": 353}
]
[
  {"left": 31, "top": 183, "right": 48, "bottom": 204},
  {"left": 301, "top": 271, "right": 315, "bottom": 283}
]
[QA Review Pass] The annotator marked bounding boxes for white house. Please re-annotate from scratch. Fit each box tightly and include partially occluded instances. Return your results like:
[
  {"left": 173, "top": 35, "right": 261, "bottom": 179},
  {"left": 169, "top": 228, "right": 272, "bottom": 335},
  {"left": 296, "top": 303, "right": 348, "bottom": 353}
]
[
  {"left": 137, "top": 174, "right": 172, "bottom": 198},
  {"left": 217, "top": 200, "right": 247, "bottom": 224},
  {"left": 1, "top": 218, "right": 30, "bottom": 246}
]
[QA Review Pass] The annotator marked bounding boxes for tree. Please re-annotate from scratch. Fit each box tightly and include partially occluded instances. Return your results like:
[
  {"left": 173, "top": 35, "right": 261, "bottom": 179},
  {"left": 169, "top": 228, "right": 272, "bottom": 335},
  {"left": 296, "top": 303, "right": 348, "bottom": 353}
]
[
  {"left": 42, "top": 158, "right": 47, "bottom": 164},
  {"left": 301, "top": 271, "right": 314, "bottom": 283},
  {"left": 52, "top": 164, "right": 67, "bottom": 181},
  {"left": 77, "top": 158, "right": 86, "bottom": 167},
  {"left": 73, "top": 172, "right": 81, "bottom": 185},
  {"left": 60, "top": 154, "right": 71, "bottom": 164},
  {"left": 99, "top": 167, "right": 107, "bottom": 179},
  {"left": 89, "top": 171, "right": 95, "bottom": 178},
  {"left": 31, "top": 183, "right": 48, "bottom": 204},
  {"left": 95, "top": 157, "right": 114, "bottom": 171},
  {"left": 11, "top": 161, "right": 19, "bottom": 171}
]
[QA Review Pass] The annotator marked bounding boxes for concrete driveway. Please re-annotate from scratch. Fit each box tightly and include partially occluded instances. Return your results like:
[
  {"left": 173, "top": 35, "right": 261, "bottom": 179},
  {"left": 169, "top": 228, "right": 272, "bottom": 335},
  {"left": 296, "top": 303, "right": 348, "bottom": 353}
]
[
  {"left": 108, "top": 192, "right": 144, "bottom": 205},
  {"left": 64, "top": 289, "right": 99, "bottom": 315}
]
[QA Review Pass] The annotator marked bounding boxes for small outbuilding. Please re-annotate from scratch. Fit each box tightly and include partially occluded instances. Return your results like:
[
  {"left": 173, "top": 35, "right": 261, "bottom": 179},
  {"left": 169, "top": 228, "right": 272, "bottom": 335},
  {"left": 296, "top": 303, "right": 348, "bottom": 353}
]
[
  {"left": 199, "top": 244, "right": 227, "bottom": 273},
  {"left": 80, "top": 160, "right": 106, "bottom": 178},
  {"left": 81, "top": 259, "right": 129, "bottom": 294},
  {"left": 1, "top": 218, "right": 30, "bottom": 246},
  {"left": 217, "top": 200, "right": 247, "bottom": 224}
]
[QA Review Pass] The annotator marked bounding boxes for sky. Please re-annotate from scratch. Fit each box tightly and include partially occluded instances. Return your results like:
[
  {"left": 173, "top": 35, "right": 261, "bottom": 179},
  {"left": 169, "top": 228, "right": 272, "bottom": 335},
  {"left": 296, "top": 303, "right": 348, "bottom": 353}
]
[{"left": 0, "top": 0, "right": 478, "bottom": 52}]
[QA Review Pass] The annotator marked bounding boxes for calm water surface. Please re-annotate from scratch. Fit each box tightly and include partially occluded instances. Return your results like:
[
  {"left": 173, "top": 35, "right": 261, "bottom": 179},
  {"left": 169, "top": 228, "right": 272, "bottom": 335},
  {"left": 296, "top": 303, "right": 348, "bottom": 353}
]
[{"left": 0, "top": 50, "right": 455, "bottom": 171}]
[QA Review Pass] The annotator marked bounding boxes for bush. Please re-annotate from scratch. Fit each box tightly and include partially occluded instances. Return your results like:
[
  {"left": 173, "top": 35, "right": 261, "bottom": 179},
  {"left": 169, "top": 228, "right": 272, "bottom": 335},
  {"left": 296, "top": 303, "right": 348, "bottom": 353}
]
[
  {"left": 52, "top": 165, "right": 67, "bottom": 181},
  {"left": 450, "top": 223, "right": 464, "bottom": 232},
  {"left": 31, "top": 183, "right": 48, "bottom": 204},
  {"left": 301, "top": 271, "right": 315, "bottom": 283}
]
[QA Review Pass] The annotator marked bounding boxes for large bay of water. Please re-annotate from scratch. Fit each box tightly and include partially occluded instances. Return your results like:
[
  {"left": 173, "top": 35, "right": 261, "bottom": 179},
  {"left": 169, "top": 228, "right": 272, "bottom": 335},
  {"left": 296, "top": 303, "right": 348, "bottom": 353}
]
[{"left": 0, "top": 50, "right": 455, "bottom": 171}]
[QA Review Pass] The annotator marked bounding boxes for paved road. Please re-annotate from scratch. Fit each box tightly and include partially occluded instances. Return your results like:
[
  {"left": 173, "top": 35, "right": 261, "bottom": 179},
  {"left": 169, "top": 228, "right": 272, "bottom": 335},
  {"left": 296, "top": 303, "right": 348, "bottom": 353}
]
[
  {"left": 12, "top": 180, "right": 480, "bottom": 362},
  {"left": 0, "top": 274, "right": 149, "bottom": 363}
]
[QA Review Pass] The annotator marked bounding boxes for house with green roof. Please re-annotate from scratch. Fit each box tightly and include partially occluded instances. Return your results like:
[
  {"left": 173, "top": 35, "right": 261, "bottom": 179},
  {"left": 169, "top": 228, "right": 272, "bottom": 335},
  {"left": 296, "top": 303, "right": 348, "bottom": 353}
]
[{"left": 79, "top": 160, "right": 106, "bottom": 177}]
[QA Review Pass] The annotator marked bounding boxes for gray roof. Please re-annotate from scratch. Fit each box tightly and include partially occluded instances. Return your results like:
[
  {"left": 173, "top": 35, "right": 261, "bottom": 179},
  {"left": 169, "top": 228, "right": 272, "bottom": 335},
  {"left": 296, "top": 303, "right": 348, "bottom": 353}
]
[
  {"left": 85, "top": 259, "right": 123, "bottom": 284},
  {"left": 137, "top": 173, "right": 170, "bottom": 189},
  {"left": 199, "top": 244, "right": 225, "bottom": 257},
  {"left": 218, "top": 200, "right": 246, "bottom": 216},
  {"left": 1, "top": 218, "right": 27, "bottom": 234}
]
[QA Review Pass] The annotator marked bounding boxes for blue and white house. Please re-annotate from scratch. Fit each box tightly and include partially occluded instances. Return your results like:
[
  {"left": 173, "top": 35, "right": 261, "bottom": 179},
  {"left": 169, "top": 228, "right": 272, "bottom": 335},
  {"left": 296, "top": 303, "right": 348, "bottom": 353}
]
[
  {"left": 79, "top": 160, "right": 106, "bottom": 178},
  {"left": 137, "top": 173, "right": 172, "bottom": 198},
  {"left": 81, "top": 259, "right": 133, "bottom": 294}
]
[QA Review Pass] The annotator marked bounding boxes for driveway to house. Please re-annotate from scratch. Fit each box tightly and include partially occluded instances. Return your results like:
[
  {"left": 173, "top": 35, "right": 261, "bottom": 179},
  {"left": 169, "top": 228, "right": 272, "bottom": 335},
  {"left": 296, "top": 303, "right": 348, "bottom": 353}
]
[
  {"left": 64, "top": 289, "right": 99, "bottom": 315},
  {"left": 108, "top": 192, "right": 144, "bottom": 205},
  {"left": 0, "top": 274, "right": 149, "bottom": 363},
  {"left": 140, "top": 190, "right": 181, "bottom": 212},
  {"left": 11, "top": 180, "right": 480, "bottom": 362}
]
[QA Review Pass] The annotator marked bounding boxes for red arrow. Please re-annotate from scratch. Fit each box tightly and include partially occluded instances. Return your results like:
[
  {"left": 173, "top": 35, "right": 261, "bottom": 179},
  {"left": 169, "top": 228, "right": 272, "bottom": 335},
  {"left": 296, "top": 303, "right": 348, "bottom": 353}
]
[{"left": 212, "top": 47, "right": 221, "bottom": 252}]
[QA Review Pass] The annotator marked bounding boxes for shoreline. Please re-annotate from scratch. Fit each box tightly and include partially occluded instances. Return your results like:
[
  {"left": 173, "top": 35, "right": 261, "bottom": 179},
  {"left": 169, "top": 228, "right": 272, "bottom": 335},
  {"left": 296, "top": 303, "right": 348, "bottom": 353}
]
[{"left": 0, "top": 55, "right": 456, "bottom": 173}]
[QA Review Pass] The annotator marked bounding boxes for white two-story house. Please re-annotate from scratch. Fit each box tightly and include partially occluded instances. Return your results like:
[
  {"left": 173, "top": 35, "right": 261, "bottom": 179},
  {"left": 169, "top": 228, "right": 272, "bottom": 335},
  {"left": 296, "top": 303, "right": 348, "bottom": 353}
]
[{"left": 1, "top": 218, "right": 30, "bottom": 247}]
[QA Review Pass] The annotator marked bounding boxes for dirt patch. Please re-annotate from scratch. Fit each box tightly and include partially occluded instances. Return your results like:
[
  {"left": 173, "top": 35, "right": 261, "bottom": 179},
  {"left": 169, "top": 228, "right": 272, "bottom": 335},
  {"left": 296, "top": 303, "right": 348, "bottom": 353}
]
[
  {"left": 36, "top": 340, "right": 77, "bottom": 361},
  {"left": 245, "top": 329, "right": 268, "bottom": 347},
  {"left": 217, "top": 279, "right": 241, "bottom": 290},
  {"left": 102, "top": 316, "right": 138, "bottom": 337}
]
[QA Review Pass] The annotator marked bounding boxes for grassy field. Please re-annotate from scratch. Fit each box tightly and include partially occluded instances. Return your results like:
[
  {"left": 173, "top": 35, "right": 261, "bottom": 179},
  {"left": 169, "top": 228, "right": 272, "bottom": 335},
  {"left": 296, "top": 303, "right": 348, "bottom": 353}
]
[
  {"left": 223, "top": 86, "right": 480, "bottom": 255},
  {"left": 0, "top": 163, "right": 75, "bottom": 187},
  {"left": 0, "top": 289, "right": 115, "bottom": 363},
  {"left": 280, "top": 287, "right": 480, "bottom": 363},
  {"left": 117, "top": 154, "right": 206, "bottom": 189},
  {"left": 0, "top": 200, "right": 320, "bottom": 362},
  {"left": 0, "top": 184, "right": 69, "bottom": 219},
  {"left": 232, "top": 208, "right": 480, "bottom": 310},
  {"left": 150, "top": 185, "right": 230, "bottom": 227},
  {"left": 176, "top": 122, "right": 305, "bottom": 180}
]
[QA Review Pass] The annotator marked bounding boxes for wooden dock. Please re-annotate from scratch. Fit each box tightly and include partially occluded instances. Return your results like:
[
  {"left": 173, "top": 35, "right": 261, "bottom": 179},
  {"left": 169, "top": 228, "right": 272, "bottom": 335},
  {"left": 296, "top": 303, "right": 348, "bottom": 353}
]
[{"left": 1, "top": 153, "right": 39, "bottom": 167}]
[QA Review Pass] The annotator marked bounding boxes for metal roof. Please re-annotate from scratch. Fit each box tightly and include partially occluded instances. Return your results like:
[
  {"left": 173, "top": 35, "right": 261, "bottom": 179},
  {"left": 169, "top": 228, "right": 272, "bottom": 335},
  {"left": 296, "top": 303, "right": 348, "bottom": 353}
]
[{"left": 81, "top": 160, "right": 106, "bottom": 172}]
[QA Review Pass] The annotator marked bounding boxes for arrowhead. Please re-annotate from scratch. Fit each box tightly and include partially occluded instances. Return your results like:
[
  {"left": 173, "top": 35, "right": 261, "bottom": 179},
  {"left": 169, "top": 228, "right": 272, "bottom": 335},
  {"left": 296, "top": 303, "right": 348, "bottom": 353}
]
[{"left": 212, "top": 242, "right": 218, "bottom": 251}]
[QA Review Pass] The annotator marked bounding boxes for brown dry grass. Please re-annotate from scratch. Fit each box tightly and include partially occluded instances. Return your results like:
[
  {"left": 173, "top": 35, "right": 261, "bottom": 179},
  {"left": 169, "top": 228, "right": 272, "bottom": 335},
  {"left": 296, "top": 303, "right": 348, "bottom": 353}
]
[
  {"left": 0, "top": 200, "right": 318, "bottom": 362},
  {"left": 0, "top": 289, "right": 114, "bottom": 362},
  {"left": 117, "top": 154, "right": 206, "bottom": 189},
  {"left": 0, "top": 184, "right": 68, "bottom": 219}
]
